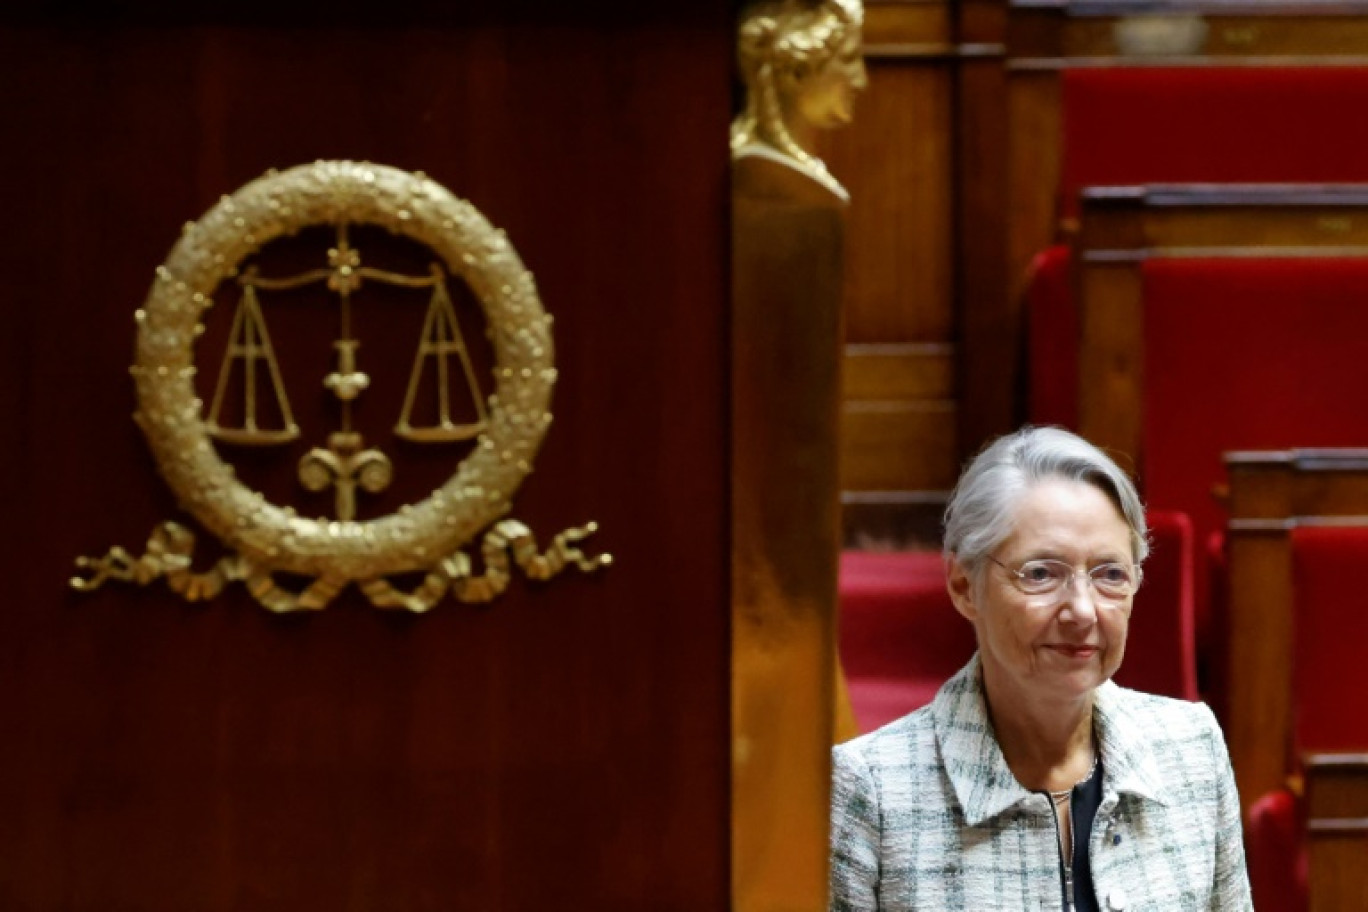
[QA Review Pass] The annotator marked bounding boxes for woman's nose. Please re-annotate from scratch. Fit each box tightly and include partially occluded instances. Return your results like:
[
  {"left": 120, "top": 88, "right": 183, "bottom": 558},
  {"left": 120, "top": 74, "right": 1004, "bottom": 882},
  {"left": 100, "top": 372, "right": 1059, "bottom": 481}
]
[{"left": 1058, "top": 574, "right": 1100, "bottom": 623}]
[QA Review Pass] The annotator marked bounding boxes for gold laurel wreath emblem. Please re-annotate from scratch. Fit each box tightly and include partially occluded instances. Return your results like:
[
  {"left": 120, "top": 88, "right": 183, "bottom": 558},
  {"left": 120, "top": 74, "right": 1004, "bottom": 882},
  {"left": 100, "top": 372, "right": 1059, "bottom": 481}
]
[{"left": 73, "top": 161, "right": 609, "bottom": 612}]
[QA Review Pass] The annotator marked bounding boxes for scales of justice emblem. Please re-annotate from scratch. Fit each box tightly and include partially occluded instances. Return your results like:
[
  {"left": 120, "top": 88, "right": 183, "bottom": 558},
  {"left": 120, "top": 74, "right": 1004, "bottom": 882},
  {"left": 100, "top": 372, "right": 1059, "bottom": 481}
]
[{"left": 73, "top": 161, "right": 610, "bottom": 612}]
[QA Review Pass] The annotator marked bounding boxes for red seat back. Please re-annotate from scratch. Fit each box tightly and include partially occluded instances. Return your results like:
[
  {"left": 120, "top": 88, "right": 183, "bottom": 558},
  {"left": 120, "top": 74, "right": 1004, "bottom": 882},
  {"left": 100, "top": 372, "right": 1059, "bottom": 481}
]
[
  {"left": 1061, "top": 67, "right": 1368, "bottom": 217},
  {"left": 1291, "top": 526, "right": 1368, "bottom": 752},
  {"left": 1026, "top": 244, "right": 1077, "bottom": 430},
  {"left": 838, "top": 551, "right": 974, "bottom": 681},
  {"left": 1113, "top": 510, "right": 1198, "bottom": 700},
  {"left": 1247, "top": 788, "right": 1308, "bottom": 912},
  {"left": 1143, "top": 258, "right": 1368, "bottom": 571},
  {"left": 838, "top": 551, "right": 977, "bottom": 731}
]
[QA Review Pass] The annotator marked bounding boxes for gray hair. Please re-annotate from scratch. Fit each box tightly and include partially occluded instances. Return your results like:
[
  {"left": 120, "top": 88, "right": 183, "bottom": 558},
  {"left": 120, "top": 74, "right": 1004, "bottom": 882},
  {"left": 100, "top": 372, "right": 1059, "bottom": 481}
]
[{"left": 942, "top": 427, "right": 1149, "bottom": 576}]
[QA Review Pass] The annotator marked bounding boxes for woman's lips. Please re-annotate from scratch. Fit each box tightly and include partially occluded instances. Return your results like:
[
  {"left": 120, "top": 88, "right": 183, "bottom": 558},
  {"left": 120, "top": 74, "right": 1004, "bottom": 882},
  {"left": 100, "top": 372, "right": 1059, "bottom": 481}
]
[{"left": 1048, "top": 645, "right": 1099, "bottom": 659}]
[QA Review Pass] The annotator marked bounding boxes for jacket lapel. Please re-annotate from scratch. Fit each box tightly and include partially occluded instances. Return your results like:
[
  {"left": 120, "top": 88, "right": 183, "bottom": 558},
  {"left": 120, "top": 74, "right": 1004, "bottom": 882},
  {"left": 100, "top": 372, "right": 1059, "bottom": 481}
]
[
  {"left": 931, "top": 654, "right": 1171, "bottom": 827},
  {"left": 931, "top": 655, "right": 1036, "bottom": 827},
  {"left": 1093, "top": 680, "right": 1170, "bottom": 806}
]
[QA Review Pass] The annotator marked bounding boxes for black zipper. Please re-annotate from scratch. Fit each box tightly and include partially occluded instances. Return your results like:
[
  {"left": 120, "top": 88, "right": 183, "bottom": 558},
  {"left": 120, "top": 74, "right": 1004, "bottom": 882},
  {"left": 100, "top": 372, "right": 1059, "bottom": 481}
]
[{"left": 1044, "top": 792, "right": 1075, "bottom": 912}]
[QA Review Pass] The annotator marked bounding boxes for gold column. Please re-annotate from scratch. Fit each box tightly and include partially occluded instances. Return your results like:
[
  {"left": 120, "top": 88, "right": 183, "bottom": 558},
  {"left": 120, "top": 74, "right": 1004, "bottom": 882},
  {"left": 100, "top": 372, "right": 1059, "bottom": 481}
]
[
  {"left": 731, "top": 157, "right": 849, "bottom": 912},
  {"left": 731, "top": 4, "right": 866, "bottom": 906}
]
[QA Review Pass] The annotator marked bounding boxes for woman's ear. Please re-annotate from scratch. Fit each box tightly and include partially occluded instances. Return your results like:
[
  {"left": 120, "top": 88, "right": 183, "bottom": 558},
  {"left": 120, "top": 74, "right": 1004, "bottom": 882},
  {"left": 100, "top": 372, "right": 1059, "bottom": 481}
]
[{"left": 946, "top": 555, "right": 978, "bottom": 623}]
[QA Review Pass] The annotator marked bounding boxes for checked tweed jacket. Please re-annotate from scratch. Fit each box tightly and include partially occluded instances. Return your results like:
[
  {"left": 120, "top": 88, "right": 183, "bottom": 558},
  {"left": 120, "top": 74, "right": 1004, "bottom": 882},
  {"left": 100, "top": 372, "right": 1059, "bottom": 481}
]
[{"left": 830, "top": 655, "right": 1252, "bottom": 911}]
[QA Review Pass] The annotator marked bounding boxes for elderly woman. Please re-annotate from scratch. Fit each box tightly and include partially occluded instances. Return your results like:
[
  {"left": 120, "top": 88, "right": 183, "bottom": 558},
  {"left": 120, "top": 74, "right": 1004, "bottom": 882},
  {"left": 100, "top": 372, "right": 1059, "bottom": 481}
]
[{"left": 830, "top": 427, "right": 1252, "bottom": 911}]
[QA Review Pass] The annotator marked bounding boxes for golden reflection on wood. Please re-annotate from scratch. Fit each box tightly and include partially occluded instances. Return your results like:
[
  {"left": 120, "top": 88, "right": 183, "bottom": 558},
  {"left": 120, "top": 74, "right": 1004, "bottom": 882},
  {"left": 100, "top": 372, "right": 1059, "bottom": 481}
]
[
  {"left": 732, "top": 156, "right": 853, "bottom": 912},
  {"left": 732, "top": 5, "right": 865, "bottom": 905}
]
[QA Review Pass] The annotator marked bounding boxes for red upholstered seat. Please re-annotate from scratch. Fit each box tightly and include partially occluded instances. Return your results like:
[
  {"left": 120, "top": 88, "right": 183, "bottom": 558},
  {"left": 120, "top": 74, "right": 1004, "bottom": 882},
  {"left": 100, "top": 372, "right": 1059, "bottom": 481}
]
[
  {"left": 1248, "top": 788, "right": 1307, "bottom": 912},
  {"left": 1203, "top": 530, "right": 1229, "bottom": 724},
  {"left": 1060, "top": 67, "right": 1368, "bottom": 218},
  {"left": 838, "top": 551, "right": 975, "bottom": 732},
  {"left": 844, "top": 678, "right": 945, "bottom": 734},
  {"left": 1291, "top": 526, "right": 1368, "bottom": 753},
  {"left": 1111, "top": 510, "right": 1198, "bottom": 701}
]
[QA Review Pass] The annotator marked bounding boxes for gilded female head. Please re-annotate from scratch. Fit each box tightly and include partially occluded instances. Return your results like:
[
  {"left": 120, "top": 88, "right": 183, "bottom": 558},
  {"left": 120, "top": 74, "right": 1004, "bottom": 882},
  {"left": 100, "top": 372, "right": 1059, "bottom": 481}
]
[{"left": 732, "top": 0, "right": 867, "bottom": 176}]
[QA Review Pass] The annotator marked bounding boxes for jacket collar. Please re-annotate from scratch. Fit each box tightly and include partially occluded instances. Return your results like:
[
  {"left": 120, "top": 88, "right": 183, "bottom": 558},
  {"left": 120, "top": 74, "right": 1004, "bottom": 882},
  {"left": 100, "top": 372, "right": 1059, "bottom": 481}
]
[{"left": 930, "top": 653, "right": 1170, "bottom": 827}]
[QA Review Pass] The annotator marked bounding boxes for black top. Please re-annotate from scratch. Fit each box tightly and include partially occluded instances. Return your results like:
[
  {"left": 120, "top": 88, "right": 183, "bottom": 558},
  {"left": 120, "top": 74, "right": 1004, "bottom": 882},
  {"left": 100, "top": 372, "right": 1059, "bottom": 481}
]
[{"left": 1066, "top": 761, "right": 1104, "bottom": 912}]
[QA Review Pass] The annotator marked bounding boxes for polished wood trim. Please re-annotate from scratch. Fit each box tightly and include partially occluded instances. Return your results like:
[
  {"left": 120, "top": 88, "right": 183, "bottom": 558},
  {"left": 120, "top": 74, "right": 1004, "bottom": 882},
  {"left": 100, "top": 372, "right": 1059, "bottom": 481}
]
[
  {"left": 956, "top": 48, "right": 1015, "bottom": 459},
  {"left": 1010, "top": 54, "right": 1368, "bottom": 68},
  {"left": 1226, "top": 526, "right": 1295, "bottom": 811},
  {"left": 863, "top": 43, "right": 1007, "bottom": 59},
  {"left": 1076, "top": 260, "right": 1144, "bottom": 463},
  {"left": 960, "top": 0, "right": 1009, "bottom": 43},
  {"left": 1227, "top": 448, "right": 1368, "bottom": 469},
  {"left": 1080, "top": 186, "right": 1368, "bottom": 254},
  {"left": 1086, "top": 184, "right": 1368, "bottom": 207},
  {"left": 841, "top": 401, "right": 958, "bottom": 491},
  {"left": 843, "top": 344, "right": 955, "bottom": 400},
  {"left": 842, "top": 489, "right": 954, "bottom": 504},
  {"left": 1230, "top": 516, "right": 1368, "bottom": 532},
  {"left": 865, "top": 42, "right": 961, "bottom": 58},
  {"left": 863, "top": 0, "right": 1004, "bottom": 58},
  {"left": 1003, "top": 68, "right": 1061, "bottom": 450},
  {"left": 1006, "top": 73, "right": 1063, "bottom": 303},
  {"left": 865, "top": 0, "right": 952, "bottom": 46},
  {"left": 1084, "top": 245, "right": 1368, "bottom": 260},
  {"left": 1226, "top": 518, "right": 1297, "bottom": 533},
  {"left": 1009, "top": 0, "right": 1368, "bottom": 63},
  {"left": 1062, "top": 1, "right": 1368, "bottom": 14},
  {"left": 841, "top": 490, "right": 950, "bottom": 549},
  {"left": 1308, "top": 819, "right": 1368, "bottom": 832}
]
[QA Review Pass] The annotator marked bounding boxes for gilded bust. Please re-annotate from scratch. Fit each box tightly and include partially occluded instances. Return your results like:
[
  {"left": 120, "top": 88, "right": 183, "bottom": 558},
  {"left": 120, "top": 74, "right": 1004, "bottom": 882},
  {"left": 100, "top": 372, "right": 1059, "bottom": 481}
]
[{"left": 732, "top": 0, "right": 867, "bottom": 201}]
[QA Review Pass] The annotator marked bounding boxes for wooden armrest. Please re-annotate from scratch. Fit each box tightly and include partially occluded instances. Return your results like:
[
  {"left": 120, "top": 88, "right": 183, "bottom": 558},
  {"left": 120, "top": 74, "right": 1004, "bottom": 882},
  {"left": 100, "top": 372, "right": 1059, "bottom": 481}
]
[
  {"left": 1305, "top": 752, "right": 1368, "bottom": 829},
  {"left": 1302, "top": 752, "right": 1368, "bottom": 911}
]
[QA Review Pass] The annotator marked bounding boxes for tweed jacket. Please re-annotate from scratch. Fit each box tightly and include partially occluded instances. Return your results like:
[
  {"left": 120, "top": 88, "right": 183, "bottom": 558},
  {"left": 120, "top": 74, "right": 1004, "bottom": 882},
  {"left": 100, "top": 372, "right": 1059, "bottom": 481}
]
[{"left": 830, "top": 655, "right": 1252, "bottom": 911}]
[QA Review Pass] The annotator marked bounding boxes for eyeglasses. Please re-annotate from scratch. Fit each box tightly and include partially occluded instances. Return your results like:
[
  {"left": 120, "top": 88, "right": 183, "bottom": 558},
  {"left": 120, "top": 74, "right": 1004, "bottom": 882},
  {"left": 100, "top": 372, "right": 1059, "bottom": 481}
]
[{"left": 987, "top": 555, "right": 1142, "bottom": 608}]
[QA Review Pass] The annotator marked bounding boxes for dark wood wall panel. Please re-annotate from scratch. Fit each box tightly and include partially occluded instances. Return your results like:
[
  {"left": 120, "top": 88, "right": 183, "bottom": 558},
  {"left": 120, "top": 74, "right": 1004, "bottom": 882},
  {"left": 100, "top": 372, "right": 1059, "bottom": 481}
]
[
  {"left": 0, "top": 10, "right": 731, "bottom": 911},
  {"left": 824, "top": 0, "right": 1012, "bottom": 537},
  {"left": 954, "top": 46, "right": 1011, "bottom": 455},
  {"left": 841, "top": 401, "right": 958, "bottom": 491},
  {"left": 824, "top": 62, "right": 954, "bottom": 345},
  {"left": 819, "top": 4, "right": 960, "bottom": 506}
]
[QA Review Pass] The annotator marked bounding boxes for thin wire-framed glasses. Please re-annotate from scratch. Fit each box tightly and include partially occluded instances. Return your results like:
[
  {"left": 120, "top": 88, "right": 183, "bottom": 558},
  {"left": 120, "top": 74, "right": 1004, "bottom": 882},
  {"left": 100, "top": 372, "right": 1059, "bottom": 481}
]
[{"left": 987, "top": 555, "right": 1142, "bottom": 609}]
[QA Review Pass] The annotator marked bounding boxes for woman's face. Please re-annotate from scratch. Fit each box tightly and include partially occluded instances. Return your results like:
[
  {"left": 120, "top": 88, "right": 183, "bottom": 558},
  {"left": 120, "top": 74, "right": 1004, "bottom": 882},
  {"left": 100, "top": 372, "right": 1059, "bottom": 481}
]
[
  {"left": 794, "top": 29, "right": 868, "bottom": 130},
  {"left": 948, "top": 478, "right": 1135, "bottom": 704}
]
